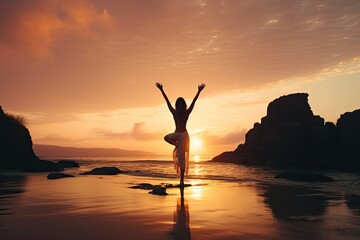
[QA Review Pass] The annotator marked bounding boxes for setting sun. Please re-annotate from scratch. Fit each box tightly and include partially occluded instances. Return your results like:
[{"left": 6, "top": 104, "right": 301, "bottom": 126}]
[{"left": 191, "top": 137, "right": 202, "bottom": 151}]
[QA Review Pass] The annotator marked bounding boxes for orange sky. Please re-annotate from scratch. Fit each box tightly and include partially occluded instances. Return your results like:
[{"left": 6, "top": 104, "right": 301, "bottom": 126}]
[{"left": 1, "top": 0, "right": 360, "bottom": 157}]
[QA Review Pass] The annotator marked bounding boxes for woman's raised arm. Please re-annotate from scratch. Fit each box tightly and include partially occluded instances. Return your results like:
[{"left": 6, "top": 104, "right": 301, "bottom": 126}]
[
  {"left": 156, "top": 82, "right": 175, "bottom": 114},
  {"left": 187, "top": 83, "right": 205, "bottom": 115}
]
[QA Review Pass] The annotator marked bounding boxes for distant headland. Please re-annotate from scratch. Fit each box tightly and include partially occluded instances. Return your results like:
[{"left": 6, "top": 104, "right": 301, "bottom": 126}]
[
  {"left": 33, "top": 144, "right": 156, "bottom": 158},
  {"left": 212, "top": 93, "right": 360, "bottom": 170}
]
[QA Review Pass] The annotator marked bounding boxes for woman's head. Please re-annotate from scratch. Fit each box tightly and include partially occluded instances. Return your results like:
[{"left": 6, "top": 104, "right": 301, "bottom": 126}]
[{"left": 175, "top": 97, "right": 187, "bottom": 113}]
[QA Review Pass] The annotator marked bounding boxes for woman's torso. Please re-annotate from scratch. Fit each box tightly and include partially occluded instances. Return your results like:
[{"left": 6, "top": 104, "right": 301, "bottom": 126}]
[{"left": 173, "top": 111, "right": 188, "bottom": 133}]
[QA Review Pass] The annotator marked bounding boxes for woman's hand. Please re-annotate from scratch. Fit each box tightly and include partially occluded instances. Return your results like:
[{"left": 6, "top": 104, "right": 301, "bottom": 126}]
[
  {"left": 155, "top": 82, "right": 163, "bottom": 90},
  {"left": 198, "top": 83, "right": 206, "bottom": 92}
]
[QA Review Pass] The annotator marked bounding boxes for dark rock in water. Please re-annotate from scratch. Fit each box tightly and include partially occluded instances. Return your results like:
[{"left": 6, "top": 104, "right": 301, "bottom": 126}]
[
  {"left": 81, "top": 167, "right": 123, "bottom": 175},
  {"left": 129, "top": 183, "right": 192, "bottom": 190},
  {"left": 47, "top": 172, "right": 74, "bottom": 180},
  {"left": 23, "top": 160, "right": 64, "bottom": 172},
  {"left": 149, "top": 186, "right": 167, "bottom": 196},
  {"left": 275, "top": 171, "right": 334, "bottom": 182},
  {"left": 129, "top": 183, "right": 155, "bottom": 190},
  {"left": 165, "top": 183, "right": 192, "bottom": 188},
  {"left": 0, "top": 106, "right": 63, "bottom": 172},
  {"left": 58, "top": 160, "right": 79, "bottom": 168},
  {"left": 212, "top": 93, "right": 360, "bottom": 170}
]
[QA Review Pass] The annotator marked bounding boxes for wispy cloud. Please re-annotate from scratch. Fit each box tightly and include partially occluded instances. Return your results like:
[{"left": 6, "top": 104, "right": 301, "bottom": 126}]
[
  {"left": 35, "top": 133, "right": 83, "bottom": 143},
  {"left": 92, "top": 122, "right": 163, "bottom": 141},
  {"left": 198, "top": 128, "right": 247, "bottom": 146}
]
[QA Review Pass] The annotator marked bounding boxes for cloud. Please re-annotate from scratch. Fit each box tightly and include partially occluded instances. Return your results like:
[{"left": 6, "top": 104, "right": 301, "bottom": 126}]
[
  {"left": 199, "top": 128, "right": 247, "bottom": 146},
  {"left": 19, "top": 112, "right": 80, "bottom": 125},
  {"left": 92, "top": 122, "right": 163, "bottom": 141},
  {"left": 0, "top": 0, "right": 111, "bottom": 60},
  {"left": 35, "top": 133, "right": 80, "bottom": 143},
  {"left": 1, "top": 0, "right": 360, "bottom": 113}
]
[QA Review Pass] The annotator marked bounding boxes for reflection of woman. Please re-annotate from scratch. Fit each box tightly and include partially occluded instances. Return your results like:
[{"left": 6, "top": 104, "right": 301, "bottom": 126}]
[
  {"left": 156, "top": 82, "right": 205, "bottom": 187},
  {"left": 168, "top": 194, "right": 191, "bottom": 240}
]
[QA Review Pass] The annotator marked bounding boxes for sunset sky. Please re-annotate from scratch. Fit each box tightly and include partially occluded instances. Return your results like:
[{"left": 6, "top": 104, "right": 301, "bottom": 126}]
[{"left": 1, "top": 0, "right": 360, "bottom": 157}]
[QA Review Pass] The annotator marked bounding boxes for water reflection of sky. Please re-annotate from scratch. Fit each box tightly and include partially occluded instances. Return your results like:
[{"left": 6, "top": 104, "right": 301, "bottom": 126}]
[{"left": 0, "top": 172, "right": 359, "bottom": 239}]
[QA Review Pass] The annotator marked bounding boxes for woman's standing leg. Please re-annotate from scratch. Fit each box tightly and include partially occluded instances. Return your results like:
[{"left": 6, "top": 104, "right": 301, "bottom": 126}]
[{"left": 180, "top": 169, "right": 185, "bottom": 187}]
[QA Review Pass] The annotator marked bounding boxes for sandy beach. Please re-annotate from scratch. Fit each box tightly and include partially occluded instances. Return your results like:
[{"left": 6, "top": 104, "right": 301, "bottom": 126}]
[{"left": 1, "top": 164, "right": 360, "bottom": 240}]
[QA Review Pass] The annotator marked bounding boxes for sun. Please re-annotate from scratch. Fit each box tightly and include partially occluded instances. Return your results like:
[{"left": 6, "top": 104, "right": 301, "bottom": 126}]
[{"left": 191, "top": 137, "right": 202, "bottom": 150}]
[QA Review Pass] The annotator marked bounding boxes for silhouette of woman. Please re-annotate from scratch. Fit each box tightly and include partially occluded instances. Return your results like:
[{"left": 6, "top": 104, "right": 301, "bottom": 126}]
[{"left": 156, "top": 82, "right": 205, "bottom": 187}]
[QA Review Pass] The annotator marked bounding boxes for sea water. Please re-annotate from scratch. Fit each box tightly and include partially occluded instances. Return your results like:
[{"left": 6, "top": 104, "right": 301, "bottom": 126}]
[
  {"left": 1, "top": 156, "right": 360, "bottom": 239},
  {"left": 48, "top": 155, "right": 360, "bottom": 196}
]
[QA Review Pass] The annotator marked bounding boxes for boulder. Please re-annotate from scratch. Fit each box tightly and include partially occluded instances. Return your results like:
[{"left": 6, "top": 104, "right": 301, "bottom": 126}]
[
  {"left": 58, "top": 160, "right": 79, "bottom": 168},
  {"left": 275, "top": 171, "right": 334, "bottom": 182},
  {"left": 81, "top": 167, "right": 124, "bottom": 175},
  {"left": 47, "top": 172, "right": 75, "bottom": 180},
  {"left": 149, "top": 186, "right": 167, "bottom": 195}
]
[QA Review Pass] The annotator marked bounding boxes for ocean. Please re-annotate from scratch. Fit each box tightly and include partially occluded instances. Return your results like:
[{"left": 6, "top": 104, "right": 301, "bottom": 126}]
[
  {"left": 49, "top": 155, "right": 360, "bottom": 196},
  {"left": 1, "top": 156, "right": 360, "bottom": 239}
]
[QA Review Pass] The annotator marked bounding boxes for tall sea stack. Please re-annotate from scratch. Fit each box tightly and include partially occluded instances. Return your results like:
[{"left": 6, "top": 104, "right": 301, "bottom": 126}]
[{"left": 212, "top": 93, "right": 360, "bottom": 170}]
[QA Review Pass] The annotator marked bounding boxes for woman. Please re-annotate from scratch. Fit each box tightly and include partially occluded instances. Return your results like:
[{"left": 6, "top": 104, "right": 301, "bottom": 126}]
[{"left": 156, "top": 82, "right": 205, "bottom": 187}]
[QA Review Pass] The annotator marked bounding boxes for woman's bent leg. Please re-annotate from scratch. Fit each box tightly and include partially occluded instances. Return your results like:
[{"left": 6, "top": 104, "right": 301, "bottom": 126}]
[{"left": 164, "top": 133, "right": 178, "bottom": 146}]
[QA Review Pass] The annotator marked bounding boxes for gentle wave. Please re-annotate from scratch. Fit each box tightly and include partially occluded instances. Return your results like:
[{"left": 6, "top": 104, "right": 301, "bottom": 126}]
[{"left": 57, "top": 158, "right": 360, "bottom": 196}]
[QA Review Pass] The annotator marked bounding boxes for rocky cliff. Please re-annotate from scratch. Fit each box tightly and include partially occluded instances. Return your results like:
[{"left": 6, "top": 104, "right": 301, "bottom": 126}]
[
  {"left": 0, "top": 106, "right": 62, "bottom": 171},
  {"left": 212, "top": 93, "right": 360, "bottom": 170}
]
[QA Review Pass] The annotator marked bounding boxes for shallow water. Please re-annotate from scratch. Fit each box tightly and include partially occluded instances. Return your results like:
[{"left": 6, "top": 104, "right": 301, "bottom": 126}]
[{"left": 1, "top": 159, "right": 360, "bottom": 239}]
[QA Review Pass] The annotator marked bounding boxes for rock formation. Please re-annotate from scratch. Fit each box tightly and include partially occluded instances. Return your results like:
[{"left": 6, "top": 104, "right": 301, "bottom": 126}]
[
  {"left": 47, "top": 172, "right": 75, "bottom": 180},
  {"left": 57, "top": 160, "right": 79, "bottom": 168},
  {"left": 212, "top": 93, "right": 360, "bottom": 170},
  {"left": 81, "top": 167, "right": 124, "bottom": 175},
  {"left": 0, "top": 106, "right": 62, "bottom": 171}
]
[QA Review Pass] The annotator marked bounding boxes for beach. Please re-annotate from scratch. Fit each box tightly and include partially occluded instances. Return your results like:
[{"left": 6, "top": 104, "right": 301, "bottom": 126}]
[{"left": 1, "top": 160, "right": 360, "bottom": 240}]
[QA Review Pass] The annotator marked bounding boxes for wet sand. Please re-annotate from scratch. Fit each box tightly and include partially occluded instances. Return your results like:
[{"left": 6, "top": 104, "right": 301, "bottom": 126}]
[{"left": 1, "top": 172, "right": 360, "bottom": 240}]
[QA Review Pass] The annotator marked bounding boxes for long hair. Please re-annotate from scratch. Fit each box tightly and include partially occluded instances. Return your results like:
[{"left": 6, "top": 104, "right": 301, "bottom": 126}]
[{"left": 175, "top": 97, "right": 187, "bottom": 116}]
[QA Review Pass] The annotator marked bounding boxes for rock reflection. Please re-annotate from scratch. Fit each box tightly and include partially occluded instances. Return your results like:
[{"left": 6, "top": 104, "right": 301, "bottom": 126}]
[
  {"left": 345, "top": 193, "right": 360, "bottom": 216},
  {"left": 0, "top": 173, "right": 26, "bottom": 216},
  {"left": 262, "top": 184, "right": 329, "bottom": 221},
  {"left": 167, "top": 188, "right": 191, "bottom": 239}
]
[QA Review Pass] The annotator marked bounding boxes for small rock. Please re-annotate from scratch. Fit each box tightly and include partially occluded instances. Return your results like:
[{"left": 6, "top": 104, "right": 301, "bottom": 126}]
[
  {"left": 58, "top": 160, "right": 79, "bottom": 168},
  {"left": 275, "top": 171, "right": 334, "bottom": 182},
  {"left": 129, "top": 183, "right": 154, "bottom": 189},
  {"left": 149, "top": 186, "right": 167, "bottom": 195},
  {"left": 47, "top": 172, "right": 74, "bottom": 180},
  {"left": 81, "top": 167, "right": 123, "bottom": 175}
]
